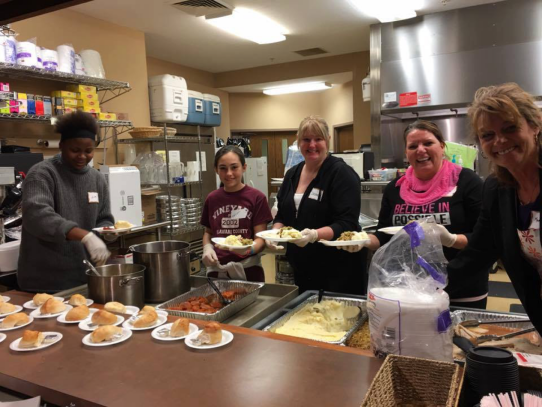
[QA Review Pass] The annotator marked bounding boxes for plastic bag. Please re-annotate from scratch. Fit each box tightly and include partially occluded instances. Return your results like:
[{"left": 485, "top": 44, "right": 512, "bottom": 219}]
[
  {"left": 284, "top": 141, "right": 304, "bottom": 175},
  {"left": 367, "top": 219, "right": 453, "bottom": 361}
]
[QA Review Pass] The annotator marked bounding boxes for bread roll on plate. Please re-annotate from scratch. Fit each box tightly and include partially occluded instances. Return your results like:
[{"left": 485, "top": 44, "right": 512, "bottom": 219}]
[
  {"left": 170, "top": 318, "right": 190, "bottom": 337},
  {"left": 197, "top": 322, "right": 222, "bottom": 345},
  {"left": 133, "top": 311, "right": 158, "bottom": 328},
  {"left": 91, "top": 310, "right": 117, "bottom": 325},
  {"left": 2, "top": 312, "right": 30, "bottom": 328},
  {"left": 33, "top": 293, "right": 53, "bottom": 306},
  {"left": 139, "top": 305, "right": 157, "bottom": 315},
  {"left": 19, "top": 330, "right": 44, "bottom": 348},
  {"left": 41, "top": 298, "right": 66, "bottom": 315},
  {"left": 104, "top": 301, "right": 126, "bottom": 313},
  {"left": 0, "top": 302, "right": 16, "bottom": 314},
  {"left": 65, "top": 305, "right": 90, "bottom": 321},
  {"left": 91, "top": 325, "right": 123, "bottom": 343},
  {"left": 68, "top": 294, "right": 87, "bottom": 306}
]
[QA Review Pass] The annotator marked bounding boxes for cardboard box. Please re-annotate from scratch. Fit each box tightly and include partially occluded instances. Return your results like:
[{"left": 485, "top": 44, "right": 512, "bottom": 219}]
[
  {"left": 63, "top": 98, "right": 78, "bottom": 107},
  {"left": 18, "top": 100, "right": 27, "bottom": 114},
  {"left": 77, "top": 106, "right": 101, "bottom": 114},
  {"left": 43, "top": 98, "right": 52, "bottom": 115},
  {"left": 67, "top": 84, "right": 97, "bottom": 93},
  {"left": 114, "top": 112, "right": 130, "bottom": 121},
  {"left": 17, "top": 93, "right": 27, "bottom": 100},
  {"left": 98, "top": 112, "right": 116, "bottom": 121},
  {"left": 9, "top": 100, "right": 18, "bottom": 113},
  {"left": 77, "top": 98, "right": 100, "bottom": 108},
  {"left": 99, "top": 165, "right": 142, "bottom": 227},
  {"left": 0, "top": 83, "right": 9, "bottom": 92},
  {"left": 107, "top": 249, "right": 134, "bottom": 265},
  {"left": 78, "top": 91, "right": 99, "bottom": 101},
  {"left": 141, "top": 189, "right": 161, "bottom": 225},
  {"left": 27, "top": 99, "right": 36, "bottom": 115},
  {"left": 52, "top": 90, "right": 77, "bottom": 99},
  {"left": 35, "top": 100, "right": 44, "bottom": 115},
  {"left": 65, "top": 107, "right": 77, "bottom": 114}
]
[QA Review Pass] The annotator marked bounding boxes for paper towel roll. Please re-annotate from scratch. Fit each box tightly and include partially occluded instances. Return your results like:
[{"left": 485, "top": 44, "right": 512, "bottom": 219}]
[
  {"left": 38, "top": 139, "right": 60, "bottom": 148},
  {"left": 1, "top": 36, "right": 16, "bottom": 64},
  {"left": 75, "top": 53, "right": 86, "bottom": 75},
  {"left": 35, "top": 46, "right": 42, "bottom": 69},
  {"left": 57, "top": 44, "right": 75, "bottom": 74},
  {"left": 80, "top": 49, "right": 105, "bottom": 78},
  {"left": 16, "top": 41, "right": 37, "bottom": 67},
  {"left": 41, "top": 49, "right": 58, "bottom": 71}
]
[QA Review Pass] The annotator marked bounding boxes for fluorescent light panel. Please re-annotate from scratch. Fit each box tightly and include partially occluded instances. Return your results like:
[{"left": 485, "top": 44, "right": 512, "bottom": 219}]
[
  {"left": 205, "top": 8, "right": 286, "bottom": 44},
  {"left": 348, "top": 0, "right": 420, "bottom": 23},
  {"left": 263, "top": 82, "right": 332, "bottom": 96}
]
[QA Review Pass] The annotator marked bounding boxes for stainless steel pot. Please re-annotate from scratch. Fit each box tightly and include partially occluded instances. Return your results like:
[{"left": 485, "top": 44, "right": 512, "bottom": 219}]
[
  {"left": 129, "top": 241, "right": 190, "bottom": 303},
  {"left": 86, "top": 264, "right": 145, "bottom": 308}
]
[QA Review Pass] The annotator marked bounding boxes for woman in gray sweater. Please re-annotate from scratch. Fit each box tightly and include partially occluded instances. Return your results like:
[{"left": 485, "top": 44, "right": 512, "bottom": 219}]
[{"left": 17, "top": 112, "right": 114, "bottom": 292}]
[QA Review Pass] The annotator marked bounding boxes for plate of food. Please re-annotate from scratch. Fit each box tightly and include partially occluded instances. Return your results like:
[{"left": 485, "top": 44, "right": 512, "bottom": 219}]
[
  {"left": 185, "top": 322, "right": 234, "bottom": 350},
  {"left": 30, "top": 301, "right": 72, "bottom": 319},
  {"left": 104, "top": 302, "right": 139, "bottom": 315},
  {"left": 1, "top": 296, "right": 10, "bottom": 302},
  {"left": 0, "top": 303, "right": 23, "bottom": 317},
  {"left": 93, "top": 220, "right": 134, "bottom": 235},
  {"left": 211, "top": 235, "right": 254, "bottom": 249},
  {"left": 64, "top": 294, "right": 94, "bottom": 307},
  {"left": 10, "top": 330, "right": 63, "bottom": 352},
  {"left": 82, "top": 326, "right": 132, "bottom": 347},
  {"left": 0, "top": 333, "right": 5, "bottom": 343},
  {"left": 123, "top": 310, "right": 167, "bottom": 331},
  {"left": 23, "top": 294, "right": 64, "bottom": 310},
  {"left": 78, "top": 310, "right": 124, "bottom": 331},
  {"left": 0, "top": 313, "right": 33, "bottom": 331},
  {"left": 319, "top": 231, "right": 371, "bottom": 247},
  {"left": 57, "top": 306, "right": 97, "bottom": 324},
  {"left": 151, "top": 319, "right": 198, "bottom": 341},
  {"left": 256, "top": 226, "right": 302, "bottom": 243},
  {"left": 377, "top": 226, "right": 404, "bottom": 235}
]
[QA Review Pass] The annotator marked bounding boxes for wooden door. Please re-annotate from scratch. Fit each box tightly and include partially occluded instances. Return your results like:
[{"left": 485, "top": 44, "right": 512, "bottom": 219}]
[
  {"left": 273, "top": 132, "right": 297, "bottom": 186},
  {"left": 336, "top": 124, "right": 355, "bottom": 152}
]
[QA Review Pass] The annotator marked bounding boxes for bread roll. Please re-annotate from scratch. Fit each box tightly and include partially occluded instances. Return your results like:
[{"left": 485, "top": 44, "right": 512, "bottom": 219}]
[
  {"left": 65, "top": 305, "right": 90, "bottom": 321},
  {"left": 1, "top": 312, "right": 30, "bottom": 328},
  {"left": 114, "top": 220, "right": 132, "bottom": 229},
  {"left": 91, "top": 310, "right": 117, "bottom": 325},
  {"left": 40, "top": 298, "right": 66, "bottom": 315},
  {"left": 90, "top": 325, "right": 123, "bottom": 343},
  {"left": 104, "top": 301, "right": 126, "bottom": 313},
  {"left": 139, "top": 305, "right": 156, "bottom": 315},
  {"left": 19, "top": 330, "right": 44, "bottom": 348},
  {"left": 170, "top": 318, "right": 190, "bottom": 337},
  {"left": 199, "top": 322, "right": 222, "bottom": 345},
  {"left": 68, "top": 294, "right": 87, "bottom": 306},
  {"left": 33, "top": 293, "right": 53, "bottom": 306},
  {"left": 0, "top": 302, "right": 16, "bottom": 314},
  {"left": 133, "top": 310, "right": 158, "bottom": 328}
]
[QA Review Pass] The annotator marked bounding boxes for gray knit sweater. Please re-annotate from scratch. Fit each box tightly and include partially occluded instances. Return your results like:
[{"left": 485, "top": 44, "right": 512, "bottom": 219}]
[{"left": 17, "top": 155, "right": 114, "bottom": 292}]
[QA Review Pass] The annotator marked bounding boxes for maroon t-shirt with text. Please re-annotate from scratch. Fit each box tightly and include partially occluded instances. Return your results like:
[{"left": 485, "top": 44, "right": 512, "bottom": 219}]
[{"left": 201, "top": 185, "right": 273, "bottom": 264}]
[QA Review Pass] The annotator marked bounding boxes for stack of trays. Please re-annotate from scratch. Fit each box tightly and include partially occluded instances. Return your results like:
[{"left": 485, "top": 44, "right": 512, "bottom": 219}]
[
  {"left": 180, "top": 198, "right": 201, "bottom": 227},
  {"left": 157, "top": 195, "right": 182, "bottom": 234}
]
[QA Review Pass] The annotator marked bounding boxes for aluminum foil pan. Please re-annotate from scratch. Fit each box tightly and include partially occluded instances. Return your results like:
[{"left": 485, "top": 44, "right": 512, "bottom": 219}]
[
  {"left": 157, "top": 280, "right": 264, "bottom": 322},
  {"left": 452, "top": 310, "right": 532, "bottom": 330},
  {"left": 263, "top": 295, "right": 367, "bottom": 345}
]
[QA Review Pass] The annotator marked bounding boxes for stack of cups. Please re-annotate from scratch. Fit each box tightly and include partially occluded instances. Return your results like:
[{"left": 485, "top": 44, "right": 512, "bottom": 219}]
[
  {"left": 180, "top": 198, "right": 201, "bottom": 227},
  {"left": 464, "top": 347, "right": 520, "bottom": 406},
  {"left": 157, "top": 195, "right": 182, "bottom": 235}
]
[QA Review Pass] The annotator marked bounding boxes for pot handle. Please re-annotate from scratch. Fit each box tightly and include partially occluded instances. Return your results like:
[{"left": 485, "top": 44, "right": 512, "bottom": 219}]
[
  {"left": 119, "top": 276, "right": 143, "bottom": 287},
  {"left": 177, "top": 251, "right": 190, "bottom": 259},
  {"left": 128, "top": 245, "right": 136, "bottom": 252}
]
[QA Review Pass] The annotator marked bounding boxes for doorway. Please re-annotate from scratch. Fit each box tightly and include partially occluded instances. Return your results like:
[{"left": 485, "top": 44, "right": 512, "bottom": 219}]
[
  {"left": 232, "top": 131, "right": 297, "bottom": 196},
  {"left": 334, "top": 123, "right": 355, "bottom": 152}
]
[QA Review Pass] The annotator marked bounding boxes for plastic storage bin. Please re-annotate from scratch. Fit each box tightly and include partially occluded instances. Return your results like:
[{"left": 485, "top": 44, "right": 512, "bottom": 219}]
[
  {"left": 148, "top": 74, "right": 188, "bottom": 123},
  {"left": 368, "top": 168, "right": 397, "bottom": 181},
  {"left": 0, "top": 240, "right": 20, "bottom": 272},
  {"left": 186, "top": 90, "right": 205, "bottom": 125},
  {"left": 203, "top": 93, "right": 221, "bottom": 126}
]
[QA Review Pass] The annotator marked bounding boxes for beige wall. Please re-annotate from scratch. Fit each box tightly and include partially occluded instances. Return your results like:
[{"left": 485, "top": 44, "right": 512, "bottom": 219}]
[
  {"left": 320, "top": 80, "right": 354, "bottom": 133},
  {"left": 146, "top": 57, "right": 230, "bottom": 143},
  {"left": 10, "top": 9, "right": 151, "bottom": 166}
]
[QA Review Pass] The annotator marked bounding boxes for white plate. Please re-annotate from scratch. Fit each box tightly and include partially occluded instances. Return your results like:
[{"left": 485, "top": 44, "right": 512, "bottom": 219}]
[
  {"left": 0, "top": 333, "right": 5, "bottom": 343},
  {"left": 318, "top": 239, "right": 371, "bottom": 247},
  {"left": 151, "top": 322, "right": 198, "bottom": 341},
  {"left": 211, "top": 237, "right": 254, "bottom": 250},
  {"left": 255, "top": 230, "right": 301, "bottom": 243},
  {"left": 0, "top": 315, "right": 34, "bottom": 331},
  {"left": 23, "top": 297, "right": 65, "bottom": 310},
  {"left": 0, "top": 305, "right": 23, "bottom": 317},
  {"left": 30, "top": 305, "right": 72, "bottom": 319},
  {"left": 123, "top": 313, "right": 167, "bottom": 331},
  {"left": 82, "top": 327, "right": 133, "bottom": 347},
  {"left": 104, "top": 305, "right": 140, "bottom": 315},
  {"left": 78, "top": 315, "right": 124, "bottom": 332},
  {"left": 64, "top": 298, "right": 94, "bottom": 307},
  {"left": 57, "top": 308, "right": 98, "bottom": 324},
  {"left": 1, "top": 296, "right": 10, "bottom": 302},
  {"left": 377, "top": 226, "right": 404, "bottom": 235},
  {"left": 185, "top": 329, "right": 234, "bottom": 350},
  {"left": 93, "top": 226, "right": 132, "bottom": 235},
  {"left": 10, "top": 332, "right": 63, "bottom": 352}
]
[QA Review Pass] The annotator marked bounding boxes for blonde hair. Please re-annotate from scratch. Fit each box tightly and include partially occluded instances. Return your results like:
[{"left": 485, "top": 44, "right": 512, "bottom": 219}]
[
  {"left": 297, "top": 115, "right": 330, "bottom": 149},
  {"left": 468, "top": 82, "right": 542, "bottom": 185}
]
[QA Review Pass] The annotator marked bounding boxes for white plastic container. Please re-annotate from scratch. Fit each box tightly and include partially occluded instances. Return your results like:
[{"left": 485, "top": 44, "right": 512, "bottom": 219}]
[
  {"left": 203, "top": 93, "right": 221, "bottom": 126},
  {"left": 100, "top": 165, "right": 143, "bottom": 227},
  {"left": 0, "top": 240, "right": 20, "bottom": 272},
  {"left": 149, "top": 74, "right": 188, "bottom": 123}
]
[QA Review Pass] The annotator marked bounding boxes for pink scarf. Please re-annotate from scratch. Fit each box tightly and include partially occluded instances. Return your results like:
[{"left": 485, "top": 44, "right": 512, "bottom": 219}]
[{"left": 396, "top": 159, "right": 462, "bottom": 205}]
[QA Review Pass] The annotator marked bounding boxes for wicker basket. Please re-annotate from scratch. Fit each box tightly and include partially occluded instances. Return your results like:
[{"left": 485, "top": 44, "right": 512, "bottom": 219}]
[
  {"left": 159, "top": 127, "right": 177, "bottom": 137},
  {"left": 361, "top": 355, "right": 463, "bottom": 407},
  {"left": 128, "top": 126, "right": 162, "bottom": 138}
]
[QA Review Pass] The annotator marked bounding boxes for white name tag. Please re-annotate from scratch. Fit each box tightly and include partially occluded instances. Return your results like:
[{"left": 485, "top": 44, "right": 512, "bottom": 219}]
[
  {"left": 88, "top": 192, "right": 99, "bottom": 203},
  {"left": 308, "top": 188, "right": 323, "bottom": 201}
]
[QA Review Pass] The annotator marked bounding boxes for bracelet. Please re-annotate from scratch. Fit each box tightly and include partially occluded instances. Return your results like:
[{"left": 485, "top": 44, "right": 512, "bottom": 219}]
[{"left": 246, "top": 246, "right": 255, "bottom": 256}]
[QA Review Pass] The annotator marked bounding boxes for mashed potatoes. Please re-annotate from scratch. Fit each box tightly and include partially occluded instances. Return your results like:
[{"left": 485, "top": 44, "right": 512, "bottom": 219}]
[
  {"left": 278, "top": 226, "right": 302, "bottom": 239},
  {"left": 274, "top": 300, "right": 353, "bottom": 342},
  {"left": 114, "top": 220, "right": 133, "bottom": 229},
  {"left": 337, "top": 231, "right": 369, "bottom": 241},
  {"left": 224, "top": 235, "right": 253, "bottom": 246}
]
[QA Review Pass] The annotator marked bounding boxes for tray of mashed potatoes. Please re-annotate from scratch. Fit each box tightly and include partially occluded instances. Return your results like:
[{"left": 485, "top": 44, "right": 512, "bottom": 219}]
[
  {"left": 263, "top": 295, "right": 367, "bottom": 345},
  {"left": 319, "top": 231, "right": 370, "bottom": 247}
]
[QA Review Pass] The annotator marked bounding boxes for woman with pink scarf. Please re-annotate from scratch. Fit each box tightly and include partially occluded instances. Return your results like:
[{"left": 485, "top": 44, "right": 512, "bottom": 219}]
[{"left": 344, "top": 120, "right": 488, "bottom": 308}]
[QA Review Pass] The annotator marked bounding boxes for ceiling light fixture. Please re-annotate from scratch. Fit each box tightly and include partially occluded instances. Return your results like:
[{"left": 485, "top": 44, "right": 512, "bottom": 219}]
[
  {"left": 347, "top": 0, "right": 420, "bottom": 23},
  {"left": 263, "top": 82, "right": 333, "bottom": 96},
  {"left": 205, "top": 8, "right": 287, "bottom": 44}
]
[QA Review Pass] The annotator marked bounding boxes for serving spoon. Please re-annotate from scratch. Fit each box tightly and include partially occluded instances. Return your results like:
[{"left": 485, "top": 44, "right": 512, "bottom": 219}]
[{"left": 83, "top": 260, "right": 101, "bottom": 277}]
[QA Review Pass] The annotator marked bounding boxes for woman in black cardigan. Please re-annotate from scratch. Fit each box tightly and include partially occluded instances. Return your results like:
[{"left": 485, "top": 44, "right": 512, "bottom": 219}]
[{"left": 448, "top": 83, "right": 542, "bottom": 335}]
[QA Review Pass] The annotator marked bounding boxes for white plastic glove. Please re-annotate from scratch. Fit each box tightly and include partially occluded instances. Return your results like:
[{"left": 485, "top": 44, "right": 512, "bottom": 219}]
[
  {"left": 434, "top": 224, "right": 457, "bottom": 247},
  {"left": 265, "top": 239, "right": 284, "bottom": 252},
  {"left": 293, "top": 229, "right": 319, "bottom": 248},
  {"left": 202, "top": 243, "right": 219, "bottom": 267},
  {"left": 337, "top": 241, "right": 369, "bottom": 253},
  {"left": 81, "top": 232, "right": 111, "bottom": 266}
]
